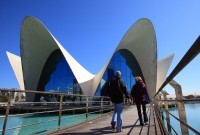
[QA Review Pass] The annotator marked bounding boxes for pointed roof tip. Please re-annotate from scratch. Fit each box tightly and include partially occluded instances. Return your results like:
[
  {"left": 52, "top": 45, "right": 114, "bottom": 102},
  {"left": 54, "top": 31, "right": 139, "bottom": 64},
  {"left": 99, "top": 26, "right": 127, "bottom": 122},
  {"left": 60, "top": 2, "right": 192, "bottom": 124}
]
[
  {"left": 130, "top": 18, "right": 154, "bottom": 29},
  {"left": 23, "top": 16, "right": 38, "bottom": 20},
  {"left": 21, "top": 16, "right": 44, "bottom": 28},
  {"left": 170, "top": 53, "right": 175, "bottom": 57},
  {"left": 6, "top": 51, "right": 10, "bottom": 55},
  {"left": 158, "top": 53, "right": 175, "bottom": 62},
  {"left": 6, "top": 51, "right": 14, "bottom": 56},
  {"left": 6, "top": 51, "right": 20, "bottom": 57},
  {"left": 161, "top": 90, "right": 169, "bottom": 95},
  {"left": 138, "top": 18, "right": 152, "bottom": 22}
]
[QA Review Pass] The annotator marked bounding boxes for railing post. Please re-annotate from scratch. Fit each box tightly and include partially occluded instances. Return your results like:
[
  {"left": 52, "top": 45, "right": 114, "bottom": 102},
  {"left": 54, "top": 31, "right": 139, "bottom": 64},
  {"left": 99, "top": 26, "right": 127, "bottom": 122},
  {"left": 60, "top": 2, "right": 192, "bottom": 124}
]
[
  {"left": 100, "top": 97, "right": 103, "bottom": 117},
  {"left": 58, "top": 95, "right": 63, "bottom": 128},
  {"left": 86, "top": 97, "right": 88, "bottom": 121},
  {"left": 2, "top": 92, "right": 12, "bottom": 135},
  {"left": 169, "top": 80, "right": 189, "bottom": 135},
  {"left": 163, "top": 92, "right": 171, "bottom": 132},
  {"left": 154, "top": 95, "right": 162, "bottom": 112},
  {"left": 123, "top": 98, "right": 126, "bottom": 108},
  {"left": 109, "top": 100, "right": 112, "bottom": 112}
]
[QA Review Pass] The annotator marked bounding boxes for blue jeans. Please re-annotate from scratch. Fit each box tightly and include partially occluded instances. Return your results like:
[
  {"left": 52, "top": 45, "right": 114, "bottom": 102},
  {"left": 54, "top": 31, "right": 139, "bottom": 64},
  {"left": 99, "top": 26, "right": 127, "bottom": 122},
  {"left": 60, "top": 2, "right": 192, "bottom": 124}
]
[{"left": 111, "top": 102, "right": 123, "bottom": 131}]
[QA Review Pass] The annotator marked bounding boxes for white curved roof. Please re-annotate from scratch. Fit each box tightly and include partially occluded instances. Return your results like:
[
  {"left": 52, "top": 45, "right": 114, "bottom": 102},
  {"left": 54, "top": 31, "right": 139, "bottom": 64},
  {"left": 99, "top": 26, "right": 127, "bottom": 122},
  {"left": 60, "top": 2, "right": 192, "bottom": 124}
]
[
  {"left": 6, "top": 51, "right": 25, "bottom": 90},
  {"left": 116, "top": 19, "right": 157, "bottom": 99},
  {"left": 156, "top": 54, "right": 174, "bottom": 92},
  {"left": 92, "top": 18, "right": 157, "bottom": 98},
  {"left": 7, "top": 16, "right": 175, "bottom": 99},
  {"left": 20, "top": 16, "right": 94, "bottom": 98}
]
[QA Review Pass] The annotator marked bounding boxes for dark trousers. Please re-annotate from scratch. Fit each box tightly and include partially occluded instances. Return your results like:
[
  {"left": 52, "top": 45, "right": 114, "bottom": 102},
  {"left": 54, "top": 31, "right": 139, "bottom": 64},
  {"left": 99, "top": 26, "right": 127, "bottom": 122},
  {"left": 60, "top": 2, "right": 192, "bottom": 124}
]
[{"left": 136, "top": 102, "right": 148, "bottom": 124}]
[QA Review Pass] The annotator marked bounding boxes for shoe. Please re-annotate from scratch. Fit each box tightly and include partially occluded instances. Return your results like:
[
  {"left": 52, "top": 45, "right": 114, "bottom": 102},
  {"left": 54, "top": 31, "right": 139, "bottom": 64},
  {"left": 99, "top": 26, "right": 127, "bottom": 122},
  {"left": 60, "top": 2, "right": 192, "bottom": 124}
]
[
  {"left": 111, "top": 123, "right": 116, "bottom": 131},
  {"left": 112, "top": 129, "right": 116, "bottom": 131},
  {"left": 144, "top": 122, "right": 148, "bottom": 125},
  {"left": 116, "top": 129, "right": 122, "bottom": 132},
  {"left": 140, "top": 123, "right": 144, "bottom": 126}
]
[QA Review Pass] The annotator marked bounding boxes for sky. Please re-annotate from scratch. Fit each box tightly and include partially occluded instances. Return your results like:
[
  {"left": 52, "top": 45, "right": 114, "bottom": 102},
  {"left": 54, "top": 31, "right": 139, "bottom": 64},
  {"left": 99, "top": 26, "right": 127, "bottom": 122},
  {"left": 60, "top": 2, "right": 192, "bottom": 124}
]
[{"left": 0, "top": 0, "right": 200, "bottom": 96}]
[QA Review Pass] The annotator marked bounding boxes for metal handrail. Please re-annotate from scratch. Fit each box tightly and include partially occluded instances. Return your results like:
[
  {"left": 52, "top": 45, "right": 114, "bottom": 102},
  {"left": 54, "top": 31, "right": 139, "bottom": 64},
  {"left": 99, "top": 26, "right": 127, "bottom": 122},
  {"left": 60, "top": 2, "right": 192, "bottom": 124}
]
[
  {"left": 166, "top": 110, "right": 200, "bottom": 135},
  {"left": 0, "top": 89, "right": 110, "bottom": 99},
  {"left": 156, "top": 99, "right": 200, "bottom": 102},
  {"left": 6, "top": 101, "right": 111, "bottom": 118},
  {"left": 0, "top": 89, "right": 129, "bottom": 135},
  {"left": 155, "top": 98, "right": 200, "bottom": 134},
  {"left": 161, "top": 112, "right": 178, "bottom": 135},
  {"left": 153, "top": 105, "right": 168, "bottom": 135},
  {"left": 0, "top": 105, "right": 113, "bottom": 134},
  {"left": 154, "top": 36, "right": 200, "bottom": 98},
  {"left": 0, "top": 117, "right": 59, "bottom": 132},
  {"left": 0, "top": 104, "right": 131, "bottom": 134}
]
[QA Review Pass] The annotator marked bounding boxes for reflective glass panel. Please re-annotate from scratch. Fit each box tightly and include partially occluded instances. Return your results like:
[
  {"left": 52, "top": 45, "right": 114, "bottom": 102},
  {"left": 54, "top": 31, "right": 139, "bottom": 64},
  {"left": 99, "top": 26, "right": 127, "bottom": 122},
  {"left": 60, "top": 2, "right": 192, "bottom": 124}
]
[
  {"left": 96, "top": 50, "right": 139, "bottom": 96},
  {"left": 37, "top": 50, "right": 82, "bottom": 101}
]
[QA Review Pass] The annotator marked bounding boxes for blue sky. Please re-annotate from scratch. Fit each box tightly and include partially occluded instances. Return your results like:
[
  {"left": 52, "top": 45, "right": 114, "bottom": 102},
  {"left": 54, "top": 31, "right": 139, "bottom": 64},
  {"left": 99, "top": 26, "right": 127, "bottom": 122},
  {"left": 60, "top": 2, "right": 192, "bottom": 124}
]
[{"left": 0, "top": 0, "right": 200, "bottom": 96}]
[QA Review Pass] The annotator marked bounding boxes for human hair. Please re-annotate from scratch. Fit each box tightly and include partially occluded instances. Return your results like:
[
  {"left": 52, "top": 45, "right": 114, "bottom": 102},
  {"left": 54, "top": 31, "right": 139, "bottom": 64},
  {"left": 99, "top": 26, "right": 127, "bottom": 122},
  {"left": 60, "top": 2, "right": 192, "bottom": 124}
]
[
  {"left": 115, "top": 71, "right": 121, "bottom": 76},
  {"left": 135, "top": 76, "right": 142, "bottom": 82}
]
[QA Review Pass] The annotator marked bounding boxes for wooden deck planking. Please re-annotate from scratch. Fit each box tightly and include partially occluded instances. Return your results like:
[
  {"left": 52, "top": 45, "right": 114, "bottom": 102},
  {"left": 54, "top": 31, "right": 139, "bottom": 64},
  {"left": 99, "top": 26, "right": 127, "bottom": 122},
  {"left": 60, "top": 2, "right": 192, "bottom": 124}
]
[{"left": 50, "top": 105, "right": 162, "bottom": 135}]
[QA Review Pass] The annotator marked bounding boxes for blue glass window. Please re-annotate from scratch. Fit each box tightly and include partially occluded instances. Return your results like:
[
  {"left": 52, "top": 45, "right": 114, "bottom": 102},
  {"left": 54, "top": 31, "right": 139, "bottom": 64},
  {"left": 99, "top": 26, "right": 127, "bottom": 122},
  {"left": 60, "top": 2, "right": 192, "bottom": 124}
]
[
  {"left": 36, "top": 50, "right": 82, "bottom": 101},
  {"left": 96, "top": 50, "right": 143, "bottom": 96}
]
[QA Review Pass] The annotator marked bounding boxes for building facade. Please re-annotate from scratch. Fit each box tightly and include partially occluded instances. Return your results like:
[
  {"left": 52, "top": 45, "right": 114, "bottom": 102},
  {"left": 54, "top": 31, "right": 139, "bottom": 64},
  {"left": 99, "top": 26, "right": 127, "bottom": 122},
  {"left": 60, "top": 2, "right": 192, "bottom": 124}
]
[{"left": 7, "top": 16, "right": 174, "bottom": 101}]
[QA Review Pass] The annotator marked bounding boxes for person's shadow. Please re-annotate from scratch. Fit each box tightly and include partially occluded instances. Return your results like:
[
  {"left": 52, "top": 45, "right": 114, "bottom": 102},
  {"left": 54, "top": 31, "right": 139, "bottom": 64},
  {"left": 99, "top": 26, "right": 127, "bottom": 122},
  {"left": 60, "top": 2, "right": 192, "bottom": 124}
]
[
  {"left": 56, "top": 119, "right": 143, "bottom": 135},
  {"left": 54, "top": 126, "right": 116, "bottom": 135}
]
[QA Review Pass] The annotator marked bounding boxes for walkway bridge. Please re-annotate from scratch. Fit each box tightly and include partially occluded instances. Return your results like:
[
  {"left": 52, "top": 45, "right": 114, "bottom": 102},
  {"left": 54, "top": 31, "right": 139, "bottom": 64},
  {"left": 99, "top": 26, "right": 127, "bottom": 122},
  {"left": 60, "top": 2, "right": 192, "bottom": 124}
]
[
  {"left": 1, "top": 36, "right": 200, "bottom": 135},
  {"left": 50, "top": 105, "right": 161, "bottom": 135},
  {"left": 0, "top": 89, "right": 164, "bottom": 135},
  {"left": 0, "top": 89, "right": 200, "bottom": 135}
]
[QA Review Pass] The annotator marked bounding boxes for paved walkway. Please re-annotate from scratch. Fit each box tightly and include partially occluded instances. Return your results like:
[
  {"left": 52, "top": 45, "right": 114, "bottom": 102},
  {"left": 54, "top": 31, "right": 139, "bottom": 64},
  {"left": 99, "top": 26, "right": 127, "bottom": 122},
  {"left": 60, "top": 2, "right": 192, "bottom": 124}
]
[{"left": 50, "top": 105, "right": 162, "bottom": 135}]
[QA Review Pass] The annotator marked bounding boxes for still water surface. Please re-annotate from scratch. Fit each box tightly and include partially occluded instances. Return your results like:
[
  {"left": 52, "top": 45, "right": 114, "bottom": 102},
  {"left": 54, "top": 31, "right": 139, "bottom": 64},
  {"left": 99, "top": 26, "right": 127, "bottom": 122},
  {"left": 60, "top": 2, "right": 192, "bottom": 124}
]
[
  {"left": 0, "top": 113, "right": 100, "bottom": 135},
  {"left": 167, "top": 103, "right": 200, "bottom": 135}
]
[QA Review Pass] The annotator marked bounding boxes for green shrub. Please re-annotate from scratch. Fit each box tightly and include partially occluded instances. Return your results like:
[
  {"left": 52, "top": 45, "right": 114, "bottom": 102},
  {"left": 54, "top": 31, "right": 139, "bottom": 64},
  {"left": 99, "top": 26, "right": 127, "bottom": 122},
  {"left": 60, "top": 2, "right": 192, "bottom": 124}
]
[{"left": 0, "top": 95, "right": 8, "bottom": 102}]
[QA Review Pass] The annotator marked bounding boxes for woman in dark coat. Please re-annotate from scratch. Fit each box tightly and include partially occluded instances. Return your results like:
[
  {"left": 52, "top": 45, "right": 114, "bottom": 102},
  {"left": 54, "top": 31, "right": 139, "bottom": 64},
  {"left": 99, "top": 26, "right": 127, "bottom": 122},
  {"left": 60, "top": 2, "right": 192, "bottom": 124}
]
[{"left": 131, "top": 76, "right": 149, "bottom": 126}]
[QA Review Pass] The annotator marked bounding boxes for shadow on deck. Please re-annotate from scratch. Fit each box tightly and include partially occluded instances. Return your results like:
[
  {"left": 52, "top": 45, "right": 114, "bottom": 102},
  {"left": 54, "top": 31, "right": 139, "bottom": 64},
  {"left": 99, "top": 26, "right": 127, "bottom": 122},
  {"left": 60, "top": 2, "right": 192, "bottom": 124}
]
[{"left": 49, "top": 105, "right": 162, "bottom": 135}]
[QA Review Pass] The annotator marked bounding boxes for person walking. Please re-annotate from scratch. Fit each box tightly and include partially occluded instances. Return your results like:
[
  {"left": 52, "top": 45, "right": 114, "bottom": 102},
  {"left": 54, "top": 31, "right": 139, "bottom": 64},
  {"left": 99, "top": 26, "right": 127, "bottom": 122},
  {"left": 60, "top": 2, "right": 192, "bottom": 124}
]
[
  {"left": 131, "top": 76, "right": 149, "bottom": 126},
  {"left": 108, "top": 70, "right": 130, "bottom": 132}
]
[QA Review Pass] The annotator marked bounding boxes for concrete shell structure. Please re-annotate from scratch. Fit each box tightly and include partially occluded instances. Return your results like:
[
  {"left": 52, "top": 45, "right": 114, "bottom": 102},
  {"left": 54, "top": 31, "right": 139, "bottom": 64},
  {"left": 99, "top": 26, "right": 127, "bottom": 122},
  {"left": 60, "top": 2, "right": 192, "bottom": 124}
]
[
  {"left": 7, "top": 16, "right": 174, "bottom": 100},
  {"left": 93, "top": 18, "right": 157, "bottom": 98},
  {"left": 6, "top": 52, "right": 25, "bottom": 90},
  {"left": 156, "top": 54, "right": 174, "bottom": 92}
]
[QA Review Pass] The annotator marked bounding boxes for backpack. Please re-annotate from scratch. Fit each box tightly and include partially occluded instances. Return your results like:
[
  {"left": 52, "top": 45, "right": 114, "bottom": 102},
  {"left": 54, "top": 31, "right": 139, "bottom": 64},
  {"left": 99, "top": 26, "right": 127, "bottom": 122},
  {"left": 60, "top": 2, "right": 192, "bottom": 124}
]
[{"left": 101, "top": 81, "right": 111, "bottom": 97}]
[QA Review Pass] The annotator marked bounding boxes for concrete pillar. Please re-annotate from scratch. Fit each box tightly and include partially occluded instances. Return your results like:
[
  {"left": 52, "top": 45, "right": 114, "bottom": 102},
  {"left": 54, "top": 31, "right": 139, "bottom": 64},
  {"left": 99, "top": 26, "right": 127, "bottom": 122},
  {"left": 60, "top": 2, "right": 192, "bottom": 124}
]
[
  {"left": 154, "top": 95, "right": 162, "bottom": 112},
  {"left": 169, "top": 80, "right": 189, "bottom": 135},
  {"left": 162, "top": 92, "right": 171, "bottom": 132},
  {"left": 158, "top": 94, "right": 163, "bottom": 112}
]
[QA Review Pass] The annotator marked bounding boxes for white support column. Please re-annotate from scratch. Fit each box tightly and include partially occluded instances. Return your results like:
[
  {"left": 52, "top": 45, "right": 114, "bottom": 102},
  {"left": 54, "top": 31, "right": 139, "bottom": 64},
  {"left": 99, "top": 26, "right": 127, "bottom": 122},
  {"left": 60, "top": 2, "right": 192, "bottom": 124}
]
[
  {"left": 162, "top": 91, "right": 171, "bottom": 132},
  {"left": 169, "top": 80, "right": 189, "bottom": 135}
]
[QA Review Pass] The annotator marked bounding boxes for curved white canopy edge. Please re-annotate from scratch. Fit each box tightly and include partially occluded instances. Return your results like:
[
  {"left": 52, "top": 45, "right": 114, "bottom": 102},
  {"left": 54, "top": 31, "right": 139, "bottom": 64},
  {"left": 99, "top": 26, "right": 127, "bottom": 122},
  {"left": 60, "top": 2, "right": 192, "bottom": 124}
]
[
  {"left": 8, "top": 17, "right": 174, "bottom": 99},
  {"left": 157, "top": 53, "right": 175, "bottom": 91},
  {"left": 6, "top": 51, "right": 25, "bottom": 90},
  {"left": 20, "top": 16, "right": 94, "bottom": 96},
  {"left": 117, "top": 19, "right": 157, "bottom": 99},
  {"left": 90, "top": 19, "right": 157, "bottom": 99}
]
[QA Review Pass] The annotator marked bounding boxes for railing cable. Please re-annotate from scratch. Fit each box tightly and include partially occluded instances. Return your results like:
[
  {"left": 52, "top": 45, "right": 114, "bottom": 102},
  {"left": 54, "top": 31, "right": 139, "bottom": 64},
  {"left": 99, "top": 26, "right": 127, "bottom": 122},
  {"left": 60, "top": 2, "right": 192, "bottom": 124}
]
[{"left": 166, "top": 110, "right": 200, "bottom": 135}]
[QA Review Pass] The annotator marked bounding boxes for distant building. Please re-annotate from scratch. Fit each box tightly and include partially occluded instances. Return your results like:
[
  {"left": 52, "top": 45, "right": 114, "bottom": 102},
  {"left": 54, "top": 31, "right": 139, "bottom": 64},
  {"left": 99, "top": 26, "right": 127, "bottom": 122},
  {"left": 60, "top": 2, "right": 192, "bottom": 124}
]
[
  {"left": 183, "top": 94, "right": 200, "bottom": 99},
  {"left": 184, "top": 95, "right": 195, "bottom": 99},
  {"left": 6, "top": 16, "right": 174, "bottom": 101}
]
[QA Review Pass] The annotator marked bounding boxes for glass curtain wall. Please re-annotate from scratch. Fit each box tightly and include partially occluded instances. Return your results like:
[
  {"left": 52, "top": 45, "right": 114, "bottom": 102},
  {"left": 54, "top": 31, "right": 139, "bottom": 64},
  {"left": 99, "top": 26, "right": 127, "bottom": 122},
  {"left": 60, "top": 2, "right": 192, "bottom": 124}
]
[
  {"left": 36, "top": 50, "right": 82, "bottom": 101},
  {"left": 96, "top": 50, "right": 138, "bottom": 96}
]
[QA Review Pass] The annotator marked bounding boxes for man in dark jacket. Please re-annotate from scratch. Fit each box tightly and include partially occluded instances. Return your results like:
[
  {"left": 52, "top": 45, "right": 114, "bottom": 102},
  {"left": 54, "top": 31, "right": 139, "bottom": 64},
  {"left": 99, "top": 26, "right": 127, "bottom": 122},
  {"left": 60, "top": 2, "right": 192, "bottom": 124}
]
[{"left": 108, "top": 70, "right": 130, "bottom": 132}]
